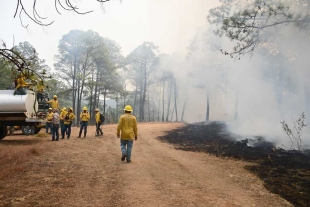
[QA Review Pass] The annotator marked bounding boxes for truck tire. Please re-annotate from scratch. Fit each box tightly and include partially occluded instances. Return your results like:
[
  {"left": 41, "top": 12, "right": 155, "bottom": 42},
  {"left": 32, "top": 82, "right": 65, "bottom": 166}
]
[
  {"left": 34, "top": 126, "right": 41, "bottom": 134},
  {"left": 0, "top": 126, "right": 8, "bottom": 140},
  {"left": 22, "top": 126, "right": 34, "bottom": 136}
]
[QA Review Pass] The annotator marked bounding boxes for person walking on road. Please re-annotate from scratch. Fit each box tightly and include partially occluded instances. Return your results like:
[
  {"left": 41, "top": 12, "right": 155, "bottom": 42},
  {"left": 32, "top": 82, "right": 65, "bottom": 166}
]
[
  {"left": 78, "top": 106, "right": 90, "bottom": 138},
  {"left": 46, "top": 108, "right": 54, "bottom": 134},
  {"left": 117, "top": 105, "right": 138, "bottom": 163},
  {"left": 52, "top": 108, "right": 60, "bottom": 141},
  {"left": 95, "top": 108, "right": 103, "bottom": 137},
  {"left": 61, "top": 107, "right": 75, "bottom": 139}
]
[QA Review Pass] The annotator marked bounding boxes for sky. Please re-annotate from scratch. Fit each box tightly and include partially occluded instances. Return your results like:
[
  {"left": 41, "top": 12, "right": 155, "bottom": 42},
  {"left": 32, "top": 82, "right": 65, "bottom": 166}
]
[{"left": 0, "top": 0, "right": 219, "bottom": 70}]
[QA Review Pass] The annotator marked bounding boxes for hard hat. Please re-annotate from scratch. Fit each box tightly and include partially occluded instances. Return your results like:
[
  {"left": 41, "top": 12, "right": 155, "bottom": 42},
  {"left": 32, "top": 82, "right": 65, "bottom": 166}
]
[
  {"left": 69, "top": 107, "right": 73, "bottom": 112},
  {"left": 83, "top": 106, "right": 87, "bottom": 110},
  {"left": 62, "top": 107, "right": 66, "bottom": 110},
  {"left": 49, "top": 108, "right": 52, "bottom": 110},
  {"left": 124, "top": 105, "right": 133, "bottom": 112},
  {"left": 95, "top": 108, "right": 99, "bottom": 112},
  {"left": 53, "top": 95, "right": 57, "bottom": 98}
]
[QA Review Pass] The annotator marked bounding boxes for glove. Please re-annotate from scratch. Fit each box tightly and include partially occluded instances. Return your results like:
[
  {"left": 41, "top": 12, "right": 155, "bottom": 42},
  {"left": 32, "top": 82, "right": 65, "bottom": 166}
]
[{"left": 135, "top": 136, "right": 137, "bottom": 141}]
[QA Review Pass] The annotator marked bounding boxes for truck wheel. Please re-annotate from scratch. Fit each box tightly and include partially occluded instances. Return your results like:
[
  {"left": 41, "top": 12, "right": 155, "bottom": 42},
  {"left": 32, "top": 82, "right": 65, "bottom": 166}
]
[
  {"left": 9, "top": 126, "right": 14, "bottom": 135},
  {"left": 22, "top": 126, "right": 34, "bottom": 136},
  {"left": 34, "top": 126, "right": 41, "bottom": 134},
  {"left": 0, "top": 126, "right": 8, "bottom": 140}
]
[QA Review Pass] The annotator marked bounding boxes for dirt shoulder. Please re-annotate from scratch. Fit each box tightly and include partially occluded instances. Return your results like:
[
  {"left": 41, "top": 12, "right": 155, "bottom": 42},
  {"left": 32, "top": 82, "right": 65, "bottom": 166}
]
[{"left": 0, "top": 123, "right": 291, "bottom": 207}]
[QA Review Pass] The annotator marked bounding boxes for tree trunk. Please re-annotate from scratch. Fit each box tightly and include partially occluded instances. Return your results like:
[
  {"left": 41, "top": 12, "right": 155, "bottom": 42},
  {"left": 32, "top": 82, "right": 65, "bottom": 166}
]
[
  {"left": 166, "top": 80, "right": 172, "bottom": 122},
  {"left": 174, "top": 80, "right": 178, "bottom": 122},
  {"left": 206, "top": 92, "right": 210, "bottom": 121},
  {"left": 72, "top": 55, "right": 77, "bottom": 124},
  {"left": 170, "top": 104, "right": 175, "bottom": 121},
  {"left": 162, "top": 80, "right": 165, "bottom": 122},
  {"left": 148, "top": 93, "right": 150, "bottom": 122},
  {"left": 89, "top": 68, "right": 94, "bottom": 124},
  {"left": 103, "top": 88, "right": 107, "bottom": 115},
  {"left": 181, "top": 100, "right": 187, "bottom": 122},
  {"left": 133, "top": 86, "right": 137, "bottom": 116},
  {"left": 234, "top": 90, "right": 239, "bottom": 120}
]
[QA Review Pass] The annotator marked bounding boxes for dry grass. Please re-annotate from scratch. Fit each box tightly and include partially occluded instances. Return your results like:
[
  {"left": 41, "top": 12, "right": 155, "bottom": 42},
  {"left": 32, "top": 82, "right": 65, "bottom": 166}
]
[
  {"left": 35, "top": 132, "right": 49, "bottom": 138},
  {"left": 29, "top": 147, "right": 40, "bottom": 156}
]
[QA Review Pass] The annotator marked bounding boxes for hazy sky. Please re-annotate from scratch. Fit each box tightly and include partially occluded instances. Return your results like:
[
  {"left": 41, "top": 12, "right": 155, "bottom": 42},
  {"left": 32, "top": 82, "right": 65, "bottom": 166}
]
[{"left": 1, "top": 0, "right": 219, "bottom": 70}]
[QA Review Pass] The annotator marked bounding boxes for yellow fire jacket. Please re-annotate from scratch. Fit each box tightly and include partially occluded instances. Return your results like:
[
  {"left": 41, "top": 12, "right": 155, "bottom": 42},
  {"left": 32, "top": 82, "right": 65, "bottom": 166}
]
[
  {"left": 64, "top": 113, "right": 76, "bottom": 125},
  {"left": 59, "top": 110, "right": 67, "bottom": 122},
  {"left": 16, "top": 76, "right": 29, "bottom": 89},
  {"left": 47, "top": 112, "right": 54, "bottom": 122},
  {"left": 47, "top": 99, "right": 60, "bottom": 109},
  {"left": 95, "top": 112, "right": 100, "bottom": 123},
  {"left": 80, "top": 111, "right": 90, "bottom": 122},
  {"left": 117, "top": 113, "right": 138, "bottom": 140}
]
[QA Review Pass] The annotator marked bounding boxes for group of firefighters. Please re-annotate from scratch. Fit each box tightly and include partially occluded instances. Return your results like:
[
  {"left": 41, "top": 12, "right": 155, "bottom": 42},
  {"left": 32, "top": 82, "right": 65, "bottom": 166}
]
[
  {"left": 13, "top": 72, "right": 138, "bottom": 163},
  {"left": 45, "top": 95, "right": 104, "bottom": 141}
]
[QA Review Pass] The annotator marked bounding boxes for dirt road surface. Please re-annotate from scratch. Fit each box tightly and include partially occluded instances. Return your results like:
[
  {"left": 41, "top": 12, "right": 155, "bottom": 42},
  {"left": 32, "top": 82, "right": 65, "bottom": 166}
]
[{"left": 0, "top": 123, "right": 292, "bottom": 207}]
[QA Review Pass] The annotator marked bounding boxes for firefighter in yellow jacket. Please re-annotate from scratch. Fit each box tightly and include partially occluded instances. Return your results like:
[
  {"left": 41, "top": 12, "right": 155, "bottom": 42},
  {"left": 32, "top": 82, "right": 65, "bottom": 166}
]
[
  {"left": 59, "top": 107, "right": 68, "bottom": 138},
  {"left": 14, "top": 74, "right": 30, "bottom": 95},
  {"left": 78, "top": 106, "right": 90, "bottom": 138},
  {"left": 46, "top": 95, "right": 60, "bottom": 110},
  {"left": 95, "top": 108, "right": 103, "bottom": 136},
  {"left": 61, "top": 107, "right": 75, "bottom": 139},
  {"left": 46, "top": 108, "right": 54, "bottom": 134},
  {"left": 117, "top": 105, "right": 138, "bottom": 163}
]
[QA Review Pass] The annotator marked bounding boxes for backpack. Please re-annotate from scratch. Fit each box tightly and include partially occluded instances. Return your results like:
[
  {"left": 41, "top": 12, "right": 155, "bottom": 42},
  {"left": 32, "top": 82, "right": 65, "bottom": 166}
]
[
  {"left": 65, "top": 113, "right": 70, "bottom": 121},
  {"left": 99, "top": 113, "right": 105, "bottom": 122}
]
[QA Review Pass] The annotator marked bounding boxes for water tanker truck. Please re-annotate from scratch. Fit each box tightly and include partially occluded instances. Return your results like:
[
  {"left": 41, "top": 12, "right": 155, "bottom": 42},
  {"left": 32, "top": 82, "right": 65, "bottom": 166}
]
[{"left": 0, "top": 90, "right": 47, "bottom": 140}]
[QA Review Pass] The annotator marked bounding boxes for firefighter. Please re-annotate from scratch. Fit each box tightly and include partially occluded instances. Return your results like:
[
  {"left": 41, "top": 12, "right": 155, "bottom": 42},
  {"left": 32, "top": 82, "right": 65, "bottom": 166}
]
[
  {"left": 117, "top": 105, "right": 138, "bottom": 163},
  {"left": 36, "top": 80, "right": 46, "bottom": 102},
  {"left": 95, "top": 108, "right": 103, "bottom": 136},
  {"left": 14, "top": 74, "right": 30, "bottom": 95},
  {"left": 59, "top": 107, "right": 68, "bottom": 138},
  {"left": 46, "top": 95, "right": 60, "bottom": 110},
  {"left": 78, "top": 106, "right": 90, "bottom": 138},
  {"left": 52, "top": 108, "right": 60, "bottom": 141},
  {"left": 61, "top": 107, "right": 75, "bottom": 139},
  {"left": 46, "top": 108, "right": 54, "bottom": 134}
]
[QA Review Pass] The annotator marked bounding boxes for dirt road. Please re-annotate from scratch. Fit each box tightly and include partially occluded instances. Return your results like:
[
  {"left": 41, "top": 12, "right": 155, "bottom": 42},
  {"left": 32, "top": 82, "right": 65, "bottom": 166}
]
[{"left": 0, "top": 123, "right": 291, "bottom": 207}]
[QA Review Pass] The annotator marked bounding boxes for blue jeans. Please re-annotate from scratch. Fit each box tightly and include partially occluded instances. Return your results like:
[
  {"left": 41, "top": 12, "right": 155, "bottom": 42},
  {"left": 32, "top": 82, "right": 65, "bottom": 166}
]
[
  {"left": 46, "top": 122, "right": 53, "bottom": 133},
  {"left": 60, "top": 121, "right": 68, "bottom": 135},
  {"left": 120, "top": 140, "right": 133, "bottom": 161},
  {"left": 62, "top": 124, "right": 71, "bottom": 138},
  {"left": 52, "top": 124, "right": 59, "bottom": 140},
  {"left": 79, "top": 121, "right": 88, "bottom": 137}
]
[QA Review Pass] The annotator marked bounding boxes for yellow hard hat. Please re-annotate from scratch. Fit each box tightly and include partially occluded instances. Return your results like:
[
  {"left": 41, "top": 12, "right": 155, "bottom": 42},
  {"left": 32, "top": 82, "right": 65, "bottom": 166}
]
[
  {"left": 48, "top": 108, "right": 52, "bottom": 110},
  {"left": 62, "top": 107, "right": 66, "bottom": 110},
  {"left": 95, "top": 108, "right": 99, "bottom": 112},
  {"left": 69, "top": 107, "right": 73, "bottom": 112},
  {"left": 53, "top": 95, "right": 57, "bottom": 98},
  {"left": 124, "top": 105, "right": 133, "bottom": 112},
  {"left": 83, "top": 106, "right": 87, "bottom": 110}
]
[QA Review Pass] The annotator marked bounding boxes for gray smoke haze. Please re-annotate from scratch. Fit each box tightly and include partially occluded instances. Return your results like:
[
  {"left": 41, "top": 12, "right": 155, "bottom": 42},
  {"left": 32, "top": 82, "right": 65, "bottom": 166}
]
[{"left": 155, "top": 20, "right": 310, "bottom": 149}]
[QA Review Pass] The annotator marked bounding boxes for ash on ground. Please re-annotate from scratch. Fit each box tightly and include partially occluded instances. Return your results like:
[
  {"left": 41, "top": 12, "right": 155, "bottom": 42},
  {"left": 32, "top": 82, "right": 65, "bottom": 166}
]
[{"left": 158, "top": 121, "right": 310, "bottom": 207}]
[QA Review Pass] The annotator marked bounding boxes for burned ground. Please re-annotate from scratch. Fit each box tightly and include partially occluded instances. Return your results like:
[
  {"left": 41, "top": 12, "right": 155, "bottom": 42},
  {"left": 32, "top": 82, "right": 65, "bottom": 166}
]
[{"left": 158, "top": 122, "right": 310, "bottom": 207}]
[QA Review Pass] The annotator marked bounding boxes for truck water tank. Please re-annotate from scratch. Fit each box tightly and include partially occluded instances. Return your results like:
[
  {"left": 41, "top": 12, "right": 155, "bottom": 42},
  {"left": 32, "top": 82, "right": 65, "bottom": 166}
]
[{"left": 0, "top": 90, "right": 38, "bottom": 118}]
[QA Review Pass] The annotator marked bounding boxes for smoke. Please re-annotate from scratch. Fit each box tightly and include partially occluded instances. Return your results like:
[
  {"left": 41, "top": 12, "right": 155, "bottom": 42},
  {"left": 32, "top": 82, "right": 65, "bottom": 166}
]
[{"left": 155, "top": 19, "right": 310, "bottom": 149}]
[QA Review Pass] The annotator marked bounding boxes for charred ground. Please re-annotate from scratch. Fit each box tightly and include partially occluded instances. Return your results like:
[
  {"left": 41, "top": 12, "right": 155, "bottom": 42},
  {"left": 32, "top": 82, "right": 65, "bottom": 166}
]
[{"left": 158, "top": 122, "right": 310, "bottom": 207}]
